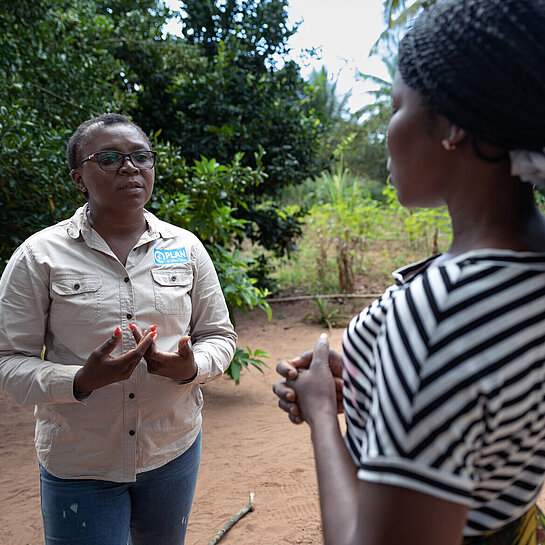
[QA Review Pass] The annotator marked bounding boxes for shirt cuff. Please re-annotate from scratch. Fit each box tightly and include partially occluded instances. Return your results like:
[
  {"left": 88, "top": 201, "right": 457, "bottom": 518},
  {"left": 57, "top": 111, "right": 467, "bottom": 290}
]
[{"left": 49, "top": 365, "right": 88, "bottom": 403}]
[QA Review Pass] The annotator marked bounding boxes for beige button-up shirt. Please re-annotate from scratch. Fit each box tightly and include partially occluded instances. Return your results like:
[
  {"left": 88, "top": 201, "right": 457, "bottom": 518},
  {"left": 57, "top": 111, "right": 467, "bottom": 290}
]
[{"left": 0, "top": 205, "right": 237, "bottom": 482}]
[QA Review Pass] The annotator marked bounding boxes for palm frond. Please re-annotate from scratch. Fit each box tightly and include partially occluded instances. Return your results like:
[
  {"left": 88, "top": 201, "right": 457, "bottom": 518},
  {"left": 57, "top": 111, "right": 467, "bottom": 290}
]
[
  {"left": 357, "top": 73, "right": 391, "bottom": 88},
  {"left": 383, "top": 0, "right": 407, "bottom": 25},
  {"left": 371, "top": 0, "right": 432, "bottom": 55}
]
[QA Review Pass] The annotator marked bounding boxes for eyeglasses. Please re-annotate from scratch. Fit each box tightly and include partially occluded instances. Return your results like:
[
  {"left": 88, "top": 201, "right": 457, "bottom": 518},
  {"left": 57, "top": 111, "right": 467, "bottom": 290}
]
[{"left": 76, "top": 150, "right": 157, "bottom": 172}]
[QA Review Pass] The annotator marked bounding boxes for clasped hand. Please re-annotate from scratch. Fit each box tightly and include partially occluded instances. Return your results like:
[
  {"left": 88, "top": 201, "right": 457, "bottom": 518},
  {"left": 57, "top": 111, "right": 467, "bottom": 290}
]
[
  {"left": 273, "top": 334, "right": 344, "bottom": 426},
  {"left": 129, "top": 323, "right": 196, "bottom": 382},
  {"left": 74, "top": 324, "right": 196, "bottom": 395}
]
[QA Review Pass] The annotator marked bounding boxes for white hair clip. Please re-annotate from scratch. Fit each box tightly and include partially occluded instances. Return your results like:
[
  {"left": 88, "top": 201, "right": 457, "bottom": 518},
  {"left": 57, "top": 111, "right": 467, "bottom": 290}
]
[{"left": 510, "top": 148, "right": 545, "bottom": 188}]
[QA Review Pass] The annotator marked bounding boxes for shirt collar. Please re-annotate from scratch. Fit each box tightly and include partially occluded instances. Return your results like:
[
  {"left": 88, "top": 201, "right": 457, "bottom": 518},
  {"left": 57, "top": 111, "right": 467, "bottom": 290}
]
[
  {"left": 66, "top": 204, "right": 91, "bottom": 239},
  {"left": 66, "top": 204, "right": 178, "bottom": 240},
  {"left": 392, "top": 254, "right": 440, "bottom": 285},
  {"left": 142, "top": 208, "right": 178, "bottom": 239}
]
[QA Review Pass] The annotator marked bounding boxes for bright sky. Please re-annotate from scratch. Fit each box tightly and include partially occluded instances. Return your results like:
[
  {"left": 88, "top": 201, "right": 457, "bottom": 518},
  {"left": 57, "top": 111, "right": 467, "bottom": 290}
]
[
  {"left": 284, "top": 0, "right": 390, "bottom": 113},
  {"left": 163, "top": 0, "right": 390, "bottom": 113}
]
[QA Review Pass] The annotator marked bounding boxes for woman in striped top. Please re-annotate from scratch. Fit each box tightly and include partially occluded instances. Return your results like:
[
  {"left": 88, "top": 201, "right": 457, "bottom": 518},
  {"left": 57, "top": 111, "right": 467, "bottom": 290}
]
[{"left": 273, "top": 1, "right": 545, "bottom": 544}]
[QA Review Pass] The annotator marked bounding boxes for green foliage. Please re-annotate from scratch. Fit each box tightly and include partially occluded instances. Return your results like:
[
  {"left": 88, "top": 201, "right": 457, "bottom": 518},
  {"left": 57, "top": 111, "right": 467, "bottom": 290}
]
[
  {"left": 151, "top": 141, "right": 264, "bottom": 243},
  {"left": 302, "top": 65, "right": 390, "bottom": 185},
  {"left": 227, "top": 346, "right": 270, "bottom": 385},
  {"left": 179, "top": 0, "right": 295, "bottom": 63},
  {"left": 382, "top": 183, "right": 452, "bottom": 253},
  {"left": 0, "top": 104, "right": 77, "bottom": 262},
  {"left": 1, "top": 0, "right": 321, "bottom": 263},
  {"left": 0, "top": 0, "right": 174, "bottom": 264},
  {"left": 372, "top": 0, "right": 435, "bottom": 53},
  {"left": 208, "top": 244, "right": 272, "bottom": 322},
  {"left": 308, "top": 160, "right": 385, "bottom": 293},
  {"left": 271, "top": 181, "right": 453, "bottom": 296},
  {"left": 302, "top": 296, "right": 349, "bottom": 331},
  {"left": 307, "top": 67, "right": 351, "bottom": 123},
  {"left": 306, "top": 67, "right": 353, "bottom": 172}
]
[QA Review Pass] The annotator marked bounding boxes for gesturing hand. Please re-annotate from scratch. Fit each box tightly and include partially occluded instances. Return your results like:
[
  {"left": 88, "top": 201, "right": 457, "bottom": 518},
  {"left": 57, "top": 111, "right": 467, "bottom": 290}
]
[
  {"left": 129, "top": 323, "right": 197, "bottom": 383},
  {"left": 273, "top": 334, "right": 340, "bottom": 426},
  {"left": 74, "top": 327, "right": 155, "bottom": 394}
]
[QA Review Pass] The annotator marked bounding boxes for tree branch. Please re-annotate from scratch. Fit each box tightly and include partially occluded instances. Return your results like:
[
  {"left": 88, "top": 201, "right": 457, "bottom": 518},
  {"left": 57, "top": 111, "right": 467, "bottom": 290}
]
[{"left": 28, "top": 82, "right": 99, "bottom": 116}]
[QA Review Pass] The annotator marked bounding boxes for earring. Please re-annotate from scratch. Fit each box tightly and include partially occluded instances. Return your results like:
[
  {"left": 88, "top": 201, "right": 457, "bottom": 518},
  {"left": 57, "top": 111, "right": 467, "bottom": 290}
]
[{"left": 441, "top": 139, "right": 456, "bottom": 151}]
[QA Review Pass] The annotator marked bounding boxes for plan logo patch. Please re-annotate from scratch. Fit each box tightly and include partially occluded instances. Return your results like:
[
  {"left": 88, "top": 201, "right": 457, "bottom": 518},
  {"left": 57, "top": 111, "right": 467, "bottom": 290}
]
[{"left": 154, "top": 248, "right": 189, "bottom": 265}]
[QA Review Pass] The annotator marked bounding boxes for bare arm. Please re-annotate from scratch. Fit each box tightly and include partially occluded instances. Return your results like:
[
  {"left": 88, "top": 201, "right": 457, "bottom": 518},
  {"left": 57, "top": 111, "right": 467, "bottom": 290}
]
[
  {"left": 309, "top": 405, "right": 467, "bottom": 545},
  {"left": 276, "top": 335, "right": 468, "bottom": 545}
]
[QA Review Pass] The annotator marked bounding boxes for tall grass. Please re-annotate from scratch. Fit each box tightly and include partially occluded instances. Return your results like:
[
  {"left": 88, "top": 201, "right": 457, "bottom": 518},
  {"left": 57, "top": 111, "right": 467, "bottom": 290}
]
[{"left": 268, "top": 171, "right": 452, "bottom": 296}]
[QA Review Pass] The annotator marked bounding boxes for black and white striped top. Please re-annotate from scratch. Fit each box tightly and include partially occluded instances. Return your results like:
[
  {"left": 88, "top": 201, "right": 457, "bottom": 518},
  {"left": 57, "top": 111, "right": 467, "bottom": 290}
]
[{"left": 342, "top": 250, "right": 545, "bottom": 536}]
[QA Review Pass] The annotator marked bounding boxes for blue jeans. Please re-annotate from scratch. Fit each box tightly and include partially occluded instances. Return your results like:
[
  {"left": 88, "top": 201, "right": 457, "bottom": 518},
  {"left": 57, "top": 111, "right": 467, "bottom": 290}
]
[{"left": 39, "top": 431, "right": 201, "bottom": 545}]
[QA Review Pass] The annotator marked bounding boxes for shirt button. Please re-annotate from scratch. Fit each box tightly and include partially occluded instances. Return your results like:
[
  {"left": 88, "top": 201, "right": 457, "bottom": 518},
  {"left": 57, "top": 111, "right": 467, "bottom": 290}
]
[
  {"left": 171, "top": 276, "right": 177, "bottom": 281},
  {"left": 127, "top": 313, "right": 132, "bottom": 320},
  {"left": 129, "top": 430, "right": 135, "bottom": 436},
  {"left": 74, "top": 284, "right": 80, "bottom": 290},
  {"left": 124, "top": 277, "right": 130, "bottom": 283},
  {"left": 129, "top": 393, "right": 135, "bottom": 399}
]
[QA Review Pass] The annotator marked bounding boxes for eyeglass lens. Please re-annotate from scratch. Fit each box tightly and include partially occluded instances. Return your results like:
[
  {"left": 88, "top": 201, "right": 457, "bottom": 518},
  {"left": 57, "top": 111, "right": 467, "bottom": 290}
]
[{"left": 96, "top": 151, "right": 155, "bottom": 171}]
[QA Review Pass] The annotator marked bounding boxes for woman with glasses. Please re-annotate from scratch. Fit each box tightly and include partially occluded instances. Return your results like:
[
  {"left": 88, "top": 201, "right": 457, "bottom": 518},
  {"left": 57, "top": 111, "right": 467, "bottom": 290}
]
[
  {"left": 274, "top": 0, "right": 545, "bottom": 544},
  {"left": 0, "top": 113, "right": 237, "bottom": 544}
]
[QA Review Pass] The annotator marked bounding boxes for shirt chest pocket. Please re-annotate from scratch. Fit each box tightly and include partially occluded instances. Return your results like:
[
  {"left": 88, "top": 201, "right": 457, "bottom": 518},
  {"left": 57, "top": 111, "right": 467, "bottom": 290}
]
[
  {"left": 50, "top": 275, "right": 102, "bottom": 325},
  {"left": 151, "top": 269, "right": 193, "bottom": 315}
]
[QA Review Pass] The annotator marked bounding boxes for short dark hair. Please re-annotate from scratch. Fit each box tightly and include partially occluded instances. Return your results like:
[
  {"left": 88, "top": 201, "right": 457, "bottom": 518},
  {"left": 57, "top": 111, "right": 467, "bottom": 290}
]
[{"left": 66, "top": 113, "right": 151, "bottom": 170}]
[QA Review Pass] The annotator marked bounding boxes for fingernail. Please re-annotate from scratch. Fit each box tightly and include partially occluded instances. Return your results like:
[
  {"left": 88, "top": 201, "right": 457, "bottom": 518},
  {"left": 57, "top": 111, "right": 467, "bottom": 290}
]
[
  {"left": 129, "top": 323, "right": 134, "bottom": 330},
  {"left": 320, "top": 333, "right": 328, "bottom": 340},
  {"left": 114, "top": 327, "right": 121, "bottom": 337},
  {"left": 151, "top": 324, "right": 158, "bottom": 330},
  {"left": 151, "top": 331, "right": 157, "bottom": 339}
]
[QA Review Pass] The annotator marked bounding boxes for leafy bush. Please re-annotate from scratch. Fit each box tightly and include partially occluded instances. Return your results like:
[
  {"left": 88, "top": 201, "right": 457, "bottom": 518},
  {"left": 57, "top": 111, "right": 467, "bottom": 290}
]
[
  {"left": 382, "top": 183, "right": 452, "bottom": 254},
  {"left": 306, "top": 161, "right": 385, "bottom": 293},
  {"left": 270, "top": 181, "right": 453, "bottom": 296},
  {"left": 228, "top": 346, "right": 270, "bottom": 385},
  {"left": 302, "top": 296, "right": 350, "bottom": 331}
]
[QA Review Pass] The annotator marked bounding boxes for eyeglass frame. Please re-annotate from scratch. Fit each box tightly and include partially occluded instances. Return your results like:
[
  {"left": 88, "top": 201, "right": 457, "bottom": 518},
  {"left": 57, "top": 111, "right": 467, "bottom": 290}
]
[{"left": 74, "top": 150, "right": 158, "bottom": 172}]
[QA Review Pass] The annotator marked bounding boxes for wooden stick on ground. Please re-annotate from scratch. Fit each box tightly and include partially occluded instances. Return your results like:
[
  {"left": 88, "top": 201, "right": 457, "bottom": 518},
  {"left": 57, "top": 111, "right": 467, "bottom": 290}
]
[{"left": 207, "top": 493, "right": 255, "bottom": 545}]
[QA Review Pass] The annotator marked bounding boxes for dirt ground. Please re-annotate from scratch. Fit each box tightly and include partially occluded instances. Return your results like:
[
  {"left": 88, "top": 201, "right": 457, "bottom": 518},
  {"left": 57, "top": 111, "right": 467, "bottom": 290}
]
[{"left": 2, "top": 299, "right": 545, "bottom": 545}]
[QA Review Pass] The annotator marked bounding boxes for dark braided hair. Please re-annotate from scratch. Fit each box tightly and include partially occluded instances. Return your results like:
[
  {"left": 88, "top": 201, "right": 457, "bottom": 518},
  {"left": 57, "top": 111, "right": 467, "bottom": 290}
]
[
  {"left": 66, "top": 113, "right": 151, "bottom": 170},
  {"left": 398, "top": 0, "right": 545, "bottom": 151}
]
